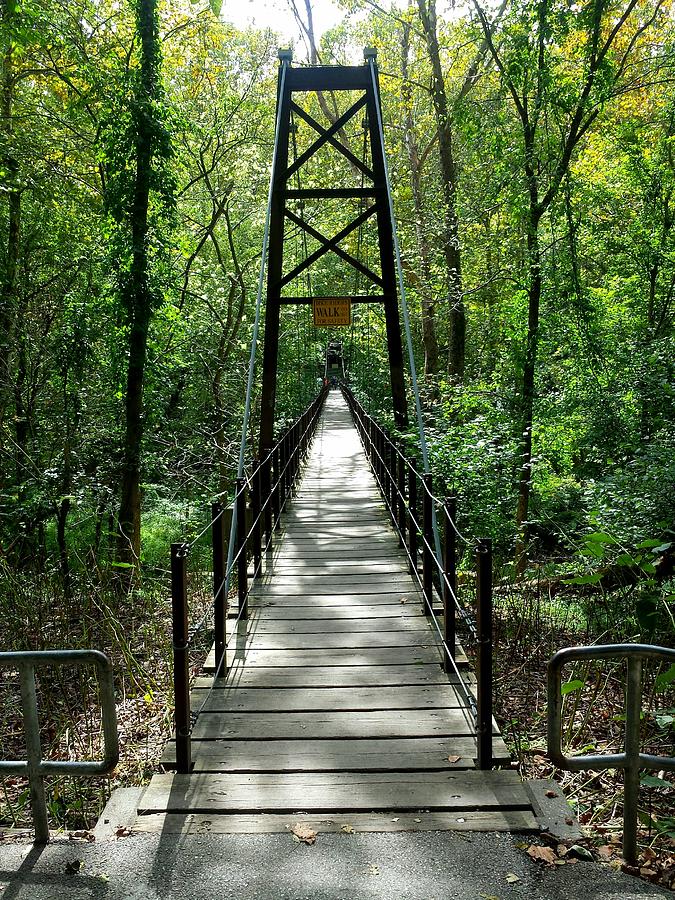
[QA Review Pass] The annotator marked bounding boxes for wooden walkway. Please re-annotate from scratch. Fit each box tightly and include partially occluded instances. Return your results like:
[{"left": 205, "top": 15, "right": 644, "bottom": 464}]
[{"left": 136, "top": 391, "right": 538, "bottom": 833}]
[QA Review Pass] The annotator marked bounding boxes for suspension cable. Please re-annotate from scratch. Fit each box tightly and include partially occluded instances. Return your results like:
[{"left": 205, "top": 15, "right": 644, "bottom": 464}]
[
  {"left": 366, "top": 56, "right": 442, "bottom": 562},
  {"left": 212, "top": 55, "right": 291, "bottom": 679}
]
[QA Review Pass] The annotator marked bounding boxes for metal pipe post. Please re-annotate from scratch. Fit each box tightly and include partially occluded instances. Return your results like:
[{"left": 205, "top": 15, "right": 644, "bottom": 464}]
[
  {"left": 623, "top": 656, "right": 642, "bottom": 865},
  {"left": 476, "top": 538, "right": 493, "bottom": 769},
  {"left": 387, "top": 436, "right": 397, "bottom": 518},
  {"left": 443, "top": 498, "right": 457, "bottom": 672},
  {"left": 235, "top": 477, "right": 249, "bottom": 620},
  {"left": 171, "top": 542, "right": 192, "bottom": 774},
  {"left": 251, "top": 460, "right": 262, "bottom": 576},
  {"left": 263, "top": 451, "right": 273, "bottom": 543},
  {"left": 422, "top": 473, "right": 433, "bottom": 616},
  {"left": 211, "top": 503, "right": 227, "bottom": 678},
  {"left": 272, "top": 445, "right": 280, "bottom": 529},
  {"left": 18, "top": 663, "right": 49, "bottom": 843},
  {"left": 396, "top": 443, "right": 406, "bottom": 546},
  {"left": 408, "top": 460, "right": 418, "bottom": 577}
]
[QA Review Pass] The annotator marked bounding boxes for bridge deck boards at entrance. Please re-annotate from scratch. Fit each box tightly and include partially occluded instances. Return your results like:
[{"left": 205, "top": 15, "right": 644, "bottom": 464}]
[{"left": 140, "top": 391, "right": 538, "bottom": 833}]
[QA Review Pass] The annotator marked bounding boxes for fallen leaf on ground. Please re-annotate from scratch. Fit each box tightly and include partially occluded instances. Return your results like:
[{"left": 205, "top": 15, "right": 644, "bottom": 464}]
[
  {"left": 505, "top": 873, "right": 520, "bottom": 883},
  {"left": 545, "top": 790, "right": 558, "bottom": 798},
  {"left": 64, "top": 860, "right": 82, "bottom": 875},
  {"left": 597, "top": 845, "right": 614, "bottom": 860},
  {"left": 290, "top": 823, "right": 316, "bottom": 845},
  {"left": 341, "top": 824, "right": 354, "bottom": 834},
  {"left": 69, "top": 830, "right": 94, "bottom": 842},
  {"left": 115, "top": 827, "right": 132, "bottom": 838},
  {"left": 526, "top": 845, "right": 557, "bottom": 865},
  {"left": 447, "top": 755, "right": 461, "bottom": 763}
]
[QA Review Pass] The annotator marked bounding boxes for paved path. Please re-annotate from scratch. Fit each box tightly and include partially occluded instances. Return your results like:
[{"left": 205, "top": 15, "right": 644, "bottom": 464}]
[{"left": 0, "top": 829, "right": 671, "bottom": 899}]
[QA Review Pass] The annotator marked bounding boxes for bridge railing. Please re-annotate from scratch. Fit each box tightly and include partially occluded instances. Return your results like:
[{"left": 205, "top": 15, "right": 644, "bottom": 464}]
[
  {"left": 170, "top": 388, "right": 327, "bottom": 772},
  {"left": 342, "top": 385, "right": 494, "bottom": 769}
]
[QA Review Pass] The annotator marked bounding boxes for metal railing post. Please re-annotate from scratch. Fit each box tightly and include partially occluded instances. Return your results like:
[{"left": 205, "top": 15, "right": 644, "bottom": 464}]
[
  {"left": 396, "top": 443, "right": 406, "bottom": 546},
  {"left": 272, "top": 444, "right": 280, "bottom": 529},
  {"left": 408, "top": 459, "right": 418, "bottom": 577},
  {"left": 211, "top": 503, "right": 227, "bottom": 678},
  {"left": 476, "top": 538, "right": 493, "bottom": 769},
  {"left": 443, "top": 498, "right": 457, "bottom": 672},
  {"left": 387, "top": 435, "right": 397, "bottom": 520},
  {"left": 422, "top": 473, "right": 433, "bottom": 616},
  {"left": 262, "top": 451, "right": 272, "bottom": 544},
  {"left": 171, "top": 542, "right": 192, "bottom": 774},
  {"left": 236, "top": 477, "right": 249, "bottom": 620},
  {"left": 623, "top": 656, "right": 642, "bottom": 865},
  {"left": 18, "top": 663, "right": 49, "bottom": 843},
  {"left": 251, "top": 459, "right": 262, "bottom": 576}
]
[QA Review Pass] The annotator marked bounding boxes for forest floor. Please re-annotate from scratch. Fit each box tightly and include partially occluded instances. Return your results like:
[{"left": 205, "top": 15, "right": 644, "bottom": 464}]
[
  {"left": 1, "top": 575, "right": 674, "bottom": 893},
  {"left": 491, "top": 580, "right": 675, "bottom": 892}
]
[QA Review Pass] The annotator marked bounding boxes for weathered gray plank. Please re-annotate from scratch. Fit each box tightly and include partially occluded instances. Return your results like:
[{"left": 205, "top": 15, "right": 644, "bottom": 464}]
[
  {"left": 189, "top": 684, "right": 466, "bottom": 712},
  {"left": 205, "top": 646, "right": 445, "bottom": 668},
  {"left": 133, "top": 809, "right": 538, "bottom": 833},
  {"left": 211, "top": 632, "right": 441, "bottom": 652},
  {"left": 193, "top": 664, "right": 452, "bottom": 689},
  {"left": 161, "top": 736, "right": 510, "bottom": 770},
  {"left": 189, "top": 709, "right": 483, "bottom": 741},
  {"left": 269, "top": 560, "right": 408, "bottom": 573},
  {"left": 251, "top": 585, "right": 419, "bottom": 599},
  {"left": 252, "top": 603, "right": 424, "bottom": 619},
  {"left": 227, "top": 615, "right": 432, "bottom": 634},
  {"left": 138, "top": 771, "right": 531, "bottom": 814}
]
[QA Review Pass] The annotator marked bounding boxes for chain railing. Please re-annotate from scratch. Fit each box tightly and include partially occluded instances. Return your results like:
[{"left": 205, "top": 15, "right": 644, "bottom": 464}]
[
  {"left": 342, "top": 384, "right": 494, "bottom": 769},
  {"left": 170, "top": 388, "right": 327, "bottom": 772}
]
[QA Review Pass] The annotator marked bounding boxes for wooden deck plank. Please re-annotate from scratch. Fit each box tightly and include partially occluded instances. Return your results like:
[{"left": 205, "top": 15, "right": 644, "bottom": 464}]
[
  {"left": 193, "top": 664, "right": 453, "bottom": 689},
  {"left": 226, "top": 616, "right": 431, "bottom": 634},
  {"left": 139, "top": 771, "right": 530, "bottom": 814},
  {"left": 161, "top": 736, "right": 511, "bottom": 770},
  {"left": 132, "top": 809, "right": 538, "bottom": 834},
  {"left": 189, "top": 685, "right": 468, "bottom": 712},
  {"left": 208, "top": 632, "right": 442, "bottom": 652},
  {"left": 189, "top": 709, "right": 489, "bottom": 741}
]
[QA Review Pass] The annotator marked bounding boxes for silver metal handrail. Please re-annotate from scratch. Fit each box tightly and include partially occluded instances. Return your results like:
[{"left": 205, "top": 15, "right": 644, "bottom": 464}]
[
  {"left": 0, "top": 650, "right": 119, "bottom": 843},
  {"left": 548, "top": 643, "right": 675, "bottom": 864}
]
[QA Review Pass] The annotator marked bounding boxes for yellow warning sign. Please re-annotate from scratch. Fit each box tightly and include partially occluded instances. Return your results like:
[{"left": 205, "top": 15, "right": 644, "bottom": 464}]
[{"left": 313, "top": 297, "right": 351, "bottom": 327}]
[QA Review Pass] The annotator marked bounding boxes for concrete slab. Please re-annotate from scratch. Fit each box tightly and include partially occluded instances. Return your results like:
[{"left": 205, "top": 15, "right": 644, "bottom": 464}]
[{"left": 0, "top": 830, "right": 670, "bottom": 899}]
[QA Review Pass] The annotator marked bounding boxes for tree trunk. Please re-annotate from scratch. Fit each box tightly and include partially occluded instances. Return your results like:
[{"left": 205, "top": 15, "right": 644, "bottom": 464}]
[
  {"left": 1, "top": 0, "right": 20, "bottom": 425},
  {"left": 514, "top": 200, "right": 542, "bottom": 573},
  {"left": 401, "top": 17, "right": 439, "bottom": 377},
  {"left": 116, "top": 0, "right": 161, "bottom": 570},
  {"left": 417, "top": 0, "right": 465, "bottom": 380}
]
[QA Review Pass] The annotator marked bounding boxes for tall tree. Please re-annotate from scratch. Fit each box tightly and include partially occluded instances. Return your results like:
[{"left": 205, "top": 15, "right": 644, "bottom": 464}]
[
  {"left": 471, "top": 0, "right": 669, "bottom": 570},
  {"left": 0, "top": 0, "right": 20, "bottom": 424},
  {"left": 110, "top": 0, "right": 175, "bottom": 568},
  {"left": 417, "top": 0, "right": 465, "bottom": 379},
  {"left": 400, "top": 12, "right": 439, "bottom": 376}
]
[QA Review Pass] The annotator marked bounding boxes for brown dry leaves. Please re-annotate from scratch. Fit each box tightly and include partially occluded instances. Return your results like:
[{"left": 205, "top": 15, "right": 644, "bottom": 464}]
[
  {"left": 290, "top": 823, "right": 317, "bottom": 845},
  {"left": 526, "top": 844, "right": 558, "bottom": 865}
]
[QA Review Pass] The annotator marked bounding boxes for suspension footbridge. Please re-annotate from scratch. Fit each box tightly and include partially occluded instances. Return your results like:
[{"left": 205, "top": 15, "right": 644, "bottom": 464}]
[{"left": 131, "top": 51, "right": 538, "bottom": 833}]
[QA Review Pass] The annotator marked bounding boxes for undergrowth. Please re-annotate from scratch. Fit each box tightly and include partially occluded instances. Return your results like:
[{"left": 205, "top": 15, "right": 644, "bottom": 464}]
[{"left": 491, "top": 571, "right": 675, "bottom": 890}]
